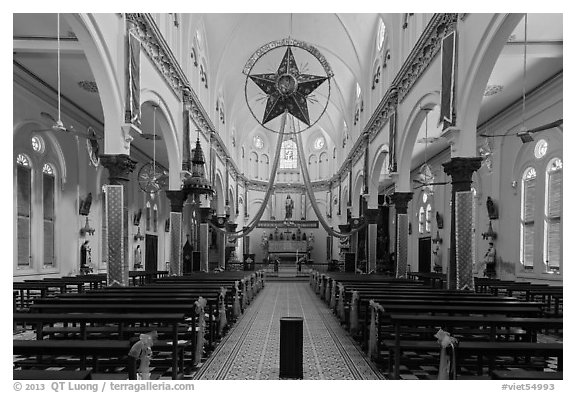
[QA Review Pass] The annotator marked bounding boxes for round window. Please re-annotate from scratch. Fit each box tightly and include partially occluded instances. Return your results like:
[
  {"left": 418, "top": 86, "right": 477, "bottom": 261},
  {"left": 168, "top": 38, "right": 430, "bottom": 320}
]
[
  {"left": 314, "top": 137, "right": 325, "bottom": 150},
  {"left": 31, "top": 135, "right": 44, "bottom": 153},
  {"left": 534, "top": 139, "right": 548, "bottom": 159},
  {"left": 254, "top": 135, "right": 264, "bottom": 149}
]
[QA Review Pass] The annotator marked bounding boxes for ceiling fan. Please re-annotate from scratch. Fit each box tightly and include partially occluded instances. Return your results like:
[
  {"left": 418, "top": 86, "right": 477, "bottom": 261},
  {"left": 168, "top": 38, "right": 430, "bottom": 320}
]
[
  {"left": 479, "top": 119, "right": 563, "bottom": 142},
  {"left": 137, "top": 103, "right": 168, "bottom": 193},
  {"left": 35, "top": 111, "right": 103, "bottom": 140},
  {"left": 32, "top": 14, "right": 102, "bottom": 141},
  {"left": 479, "top": 15, "right": 562, "bottom": 144},
  {"left": 413, "top": 108, "right": 449, "bottom": 191}
]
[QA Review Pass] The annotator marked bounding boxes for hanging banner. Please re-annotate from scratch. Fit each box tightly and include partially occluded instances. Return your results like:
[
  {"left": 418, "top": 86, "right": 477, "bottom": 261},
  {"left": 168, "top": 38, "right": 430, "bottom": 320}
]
[
  {"left": 388, "top": 112, "right": 397, "bottom": 173},
  {"left": 440, "top": 30, "right": 457, "bottom": 127},
  {"left": 125, "top": 31, "right": 141, "bottom": 127}
]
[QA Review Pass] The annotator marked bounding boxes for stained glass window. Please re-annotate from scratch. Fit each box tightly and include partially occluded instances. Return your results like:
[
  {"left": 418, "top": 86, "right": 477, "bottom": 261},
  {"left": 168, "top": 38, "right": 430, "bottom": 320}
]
[
  {"left": 42, "top": 163, "right": 54, "bottom": 175},
  {"left": 280, "top": 139, "right": 297, "bottom": 169},
  {"left": 418, "top": 206, "right": 425, "bottom": 234},
  {"left": 17, "top": 153, "right": 31, "bottom": 167},
  {"left": 534, "top": 139, "right": 548, "bottom": 159},
  {"left": 43, "top": 165, "right": 55, "bottom": 267},
  {"left": 31, "top": 136, "right": 44, "bottom": 153},
  {"left": 16, "top": 154, "right": 32, "bottom": 267},
  {"left": 377, "top": 19, "right": 386, "bottom": 51},
  {"left": 254, "top": 135, "right": 264, "bottom": 149},
  {"left": 314, "top": 136, "right": 325, "bottom": 150},
  {"left": 425, "top": 204, "right": 432, "bottom": 232},
  {"left": 153, "top": 204, "right": 158, "bottom": 232},
  {"left": 520, "top": 167, "right": 536, "bottom": 269},
  {"left": 146, "top": 201, "right": 151, "bottom": 231},
  {"left": 544, "top": 158, "right": 562, "bottom": 273}
]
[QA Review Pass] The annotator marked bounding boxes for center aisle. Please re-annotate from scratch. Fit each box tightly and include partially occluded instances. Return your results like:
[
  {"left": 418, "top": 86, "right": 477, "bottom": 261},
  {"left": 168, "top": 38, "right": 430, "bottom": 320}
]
[{"left": 192, "top": 282, "right": 385, "bottom": 380}]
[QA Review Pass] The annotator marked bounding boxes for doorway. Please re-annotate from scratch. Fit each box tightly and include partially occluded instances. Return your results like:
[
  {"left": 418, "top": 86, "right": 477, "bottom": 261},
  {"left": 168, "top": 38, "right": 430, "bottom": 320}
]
[
  {"left": 145, "top": 234, "right": 158, "bottom": 272},
  {"left": 418, "top": 237, "right": 431, "bottom": 273}
]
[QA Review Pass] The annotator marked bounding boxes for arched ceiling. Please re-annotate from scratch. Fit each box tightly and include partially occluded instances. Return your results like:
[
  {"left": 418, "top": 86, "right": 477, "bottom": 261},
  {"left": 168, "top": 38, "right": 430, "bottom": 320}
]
[{"left": 198, "top": 13, "right": 381, "bottom": 142}]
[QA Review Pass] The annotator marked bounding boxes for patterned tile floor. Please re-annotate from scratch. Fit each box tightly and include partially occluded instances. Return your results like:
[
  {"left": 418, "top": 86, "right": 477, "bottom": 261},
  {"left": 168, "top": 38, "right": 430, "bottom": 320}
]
[{"left": 191, "top": 282, "right": 385, "bottom": 380}]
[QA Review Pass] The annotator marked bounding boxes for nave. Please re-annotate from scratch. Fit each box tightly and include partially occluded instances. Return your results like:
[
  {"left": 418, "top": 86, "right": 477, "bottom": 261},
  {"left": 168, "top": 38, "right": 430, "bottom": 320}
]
[
  {"left": 193, "top": 281, "right": 383, "bottom": 380},
  {"left": 13, "top": 12, "right": 564, "bottom": 383}
]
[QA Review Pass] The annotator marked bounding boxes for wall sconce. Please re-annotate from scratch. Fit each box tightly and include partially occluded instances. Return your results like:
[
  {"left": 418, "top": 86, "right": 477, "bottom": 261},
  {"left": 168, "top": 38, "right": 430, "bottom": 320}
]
[
  {"left": 482, "top": 220, "right": 497, "bottom": 241},
  {"left": 134, "top": 227, "right": 145, "bottom": 241},
  {"left": 432, "top": 230, "right": 443, "bottom": 244},
  {"left": 80, "top": 216, "right": 95, "bottom": 236}
]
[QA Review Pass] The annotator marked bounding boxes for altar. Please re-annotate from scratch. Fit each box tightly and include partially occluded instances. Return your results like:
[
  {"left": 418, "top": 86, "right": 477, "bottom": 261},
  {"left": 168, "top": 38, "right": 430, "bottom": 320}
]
[{"left": 268, "top": 240, "right": 308, "bottom": 253}]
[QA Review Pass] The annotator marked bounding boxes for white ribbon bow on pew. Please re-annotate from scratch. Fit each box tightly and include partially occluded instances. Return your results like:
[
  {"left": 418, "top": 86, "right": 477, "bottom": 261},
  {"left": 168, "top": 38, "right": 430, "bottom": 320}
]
[
  {"left": 435, "top": 328, "right": 458, "bottom": 380},
  {"left": 128, "top": 331, "right": 157, "bottom": 380},
  {"left": 368, "top": 300, "right": 384, "bottom": 360},
  {"left": 240, "top": 279, "right": 247, "bottom": 310},
  {"left": 218, "top": 287, "right": 228, "bottom": 337},
  {"left": 350, "top": 291, "right": 360, "bottom": 335},
  {"left": 330, "top": 280, "right": 337, "bottom": 310},
  {"left": 194, "top": 297, "right": 207, "bottom": 366},
  {"left": 337, "top": 283, "right": 346, "bottom": 321},
  {"left": 325, "top": 279, "right": 331, "bottom": 304},
  {"left": 320, "top": 274, "right": 326, "bottom": 299},
  {"left": 233, "top": 281, "right": 241, "bottom": 318}
]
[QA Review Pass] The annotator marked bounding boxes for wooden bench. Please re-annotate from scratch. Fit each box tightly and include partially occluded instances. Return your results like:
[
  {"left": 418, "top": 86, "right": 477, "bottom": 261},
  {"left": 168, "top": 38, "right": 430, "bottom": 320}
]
[
  {"left": 13, "top": 340, "right": 136, "bottom": 377},
  {"left": 384, "top": 314, "right": 563, "bottom": 379},
  {"left": 13, "top": 312, "right": 185, "bottom": 380},
  {"left": 490, "top": 369, "right": 563, "bottom": 380},
  {"left": 14, "top": 370, "right": 93, "bottom": 380},
  {"left": 382, "top": 340, "right": 562, "bottom": 379}
]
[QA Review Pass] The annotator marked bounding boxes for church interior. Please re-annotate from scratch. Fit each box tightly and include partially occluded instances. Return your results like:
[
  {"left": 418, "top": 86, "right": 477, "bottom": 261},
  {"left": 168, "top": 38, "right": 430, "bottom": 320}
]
[{"left": 12, "top": 13, "right": 563, "bottom": 381}]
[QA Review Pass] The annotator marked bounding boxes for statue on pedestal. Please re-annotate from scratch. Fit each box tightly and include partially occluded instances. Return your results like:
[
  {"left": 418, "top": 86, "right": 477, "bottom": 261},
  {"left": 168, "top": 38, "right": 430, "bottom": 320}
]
[{"left": 285, "top": 195, "right": 294, "bottom": 219}]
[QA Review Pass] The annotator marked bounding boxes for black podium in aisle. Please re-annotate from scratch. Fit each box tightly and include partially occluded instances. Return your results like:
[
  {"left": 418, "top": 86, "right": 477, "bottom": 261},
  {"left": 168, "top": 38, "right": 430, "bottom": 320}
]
[{"left": 279, "top": 317, "right": 303, "bottom": 379}]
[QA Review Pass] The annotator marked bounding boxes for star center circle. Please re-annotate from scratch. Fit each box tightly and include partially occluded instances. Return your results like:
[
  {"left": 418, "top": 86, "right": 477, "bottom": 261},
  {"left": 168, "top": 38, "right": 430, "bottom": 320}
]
[{"left": 276, "top": 74, "right": 298, "bottom": 96}]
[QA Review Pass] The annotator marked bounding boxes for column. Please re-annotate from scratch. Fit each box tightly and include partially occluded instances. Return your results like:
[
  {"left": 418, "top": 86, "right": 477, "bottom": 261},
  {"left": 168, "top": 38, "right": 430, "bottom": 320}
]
[
  {"left": 366, "top": 209, "right": 379, "bottom": 273},
  {"left": 166, "top": 190, "right": 185, "bottom": 276},
  {"left": 390, "top": 192, "right": 413, "bottom": 279},
  {"left": 100, "top": 154, "right": 137, "bottom": 287},
  {"left": 442, "top": 157, "right": 482, "bottom": 290},
  {"left": 199, "top": 207, "right": 211, "bottom": 272}
]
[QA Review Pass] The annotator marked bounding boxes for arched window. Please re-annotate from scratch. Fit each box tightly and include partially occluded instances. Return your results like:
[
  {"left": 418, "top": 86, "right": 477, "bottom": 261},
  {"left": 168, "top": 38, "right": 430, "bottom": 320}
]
[
  {"left": 425, "top": 204, "right": 432, "bottom": 233},
  {"left": 261, "top": 154, "right": 270, "bottom": 181},
  {"left": 418, "top": 206, "right": 425, "bottom": 234},
  {"left": 319, "top": 152, "right": 328, "bottom": 179},
  {"left": 253, "top": 135, "right": 264, "bottom": 149},
  {"left": 146, "top": 201, "right": 152, "bottom": 232},
  {"left": 520, "top": 167, "right": 537, "bottom": 269},
  {"left": 377, "top": 18, "right": 386, "bottom": 51},
  {"left": 153, "top": 204, "right": 158, "bottom": 232},
  {"left": 250, "top": 151, "right": 259, "bottom": 178},
  {"left": 42, "top": 163, "right": 55, "bottom": 267},
  {"left": 308, "top": 154, "right": 318, "bottom": 180},
  {"left": 280, "top": 139, "right": 297, "bottom": 169},
  {"left": 544, "top": 158, "right": 562, "bottom": 273},
  {"left": 16, "top": 153, "right": 32, "bottom": 268},
  {"left": 471, "top": 187, "right": 478, "bottom": 269}
]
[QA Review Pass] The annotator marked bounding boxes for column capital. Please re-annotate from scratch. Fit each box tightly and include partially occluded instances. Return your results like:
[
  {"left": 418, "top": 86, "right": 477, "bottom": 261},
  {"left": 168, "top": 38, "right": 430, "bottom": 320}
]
[
  {"left": 100, "top": 154, "right": 137, "bottom": 185},
  {"left": 443, "top": 157, "right": 483, "bottom": 192},
  {"left": 390, "top": 192, "right": 413, "bottom": 214},
  {"left": 166, "top": 190, "right": 186, "bottom": 213}
]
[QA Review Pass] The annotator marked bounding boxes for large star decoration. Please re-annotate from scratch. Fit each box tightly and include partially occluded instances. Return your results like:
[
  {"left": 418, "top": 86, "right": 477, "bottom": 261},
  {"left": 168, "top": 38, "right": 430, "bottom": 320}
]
[{"left": 249, "top": 47, "right": 328, "bottom": 126}]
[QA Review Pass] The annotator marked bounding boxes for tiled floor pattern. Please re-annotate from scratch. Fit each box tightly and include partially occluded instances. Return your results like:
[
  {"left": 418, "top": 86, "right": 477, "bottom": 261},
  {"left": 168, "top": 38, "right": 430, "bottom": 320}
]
[{"left": 192, "top": 282, "right": 384, "bottom": 380}]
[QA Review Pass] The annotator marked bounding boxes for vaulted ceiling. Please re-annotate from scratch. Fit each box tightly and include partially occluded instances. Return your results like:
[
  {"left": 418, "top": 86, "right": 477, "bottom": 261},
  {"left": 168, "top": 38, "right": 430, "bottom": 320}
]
[{"left": 13, "top": 13, "right": 563, "bottom": 180}]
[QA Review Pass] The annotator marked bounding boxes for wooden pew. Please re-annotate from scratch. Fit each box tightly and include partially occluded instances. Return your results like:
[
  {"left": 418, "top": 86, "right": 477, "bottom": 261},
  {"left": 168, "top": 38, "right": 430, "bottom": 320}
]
[
  {"left": 13, "top": 340, "right": 136, "bottom": 377},
  {"left": 14, "top": 312, "right": 186, "bottom": 379},
  {"left": 14, "top": 370, "right": 93, "bottom": 380},
  {"left": 384, "top": 314, "right": 563, "bottom": 379},
  {"left": 490, "top": 370, "right": 563, "bottom": 380}
]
